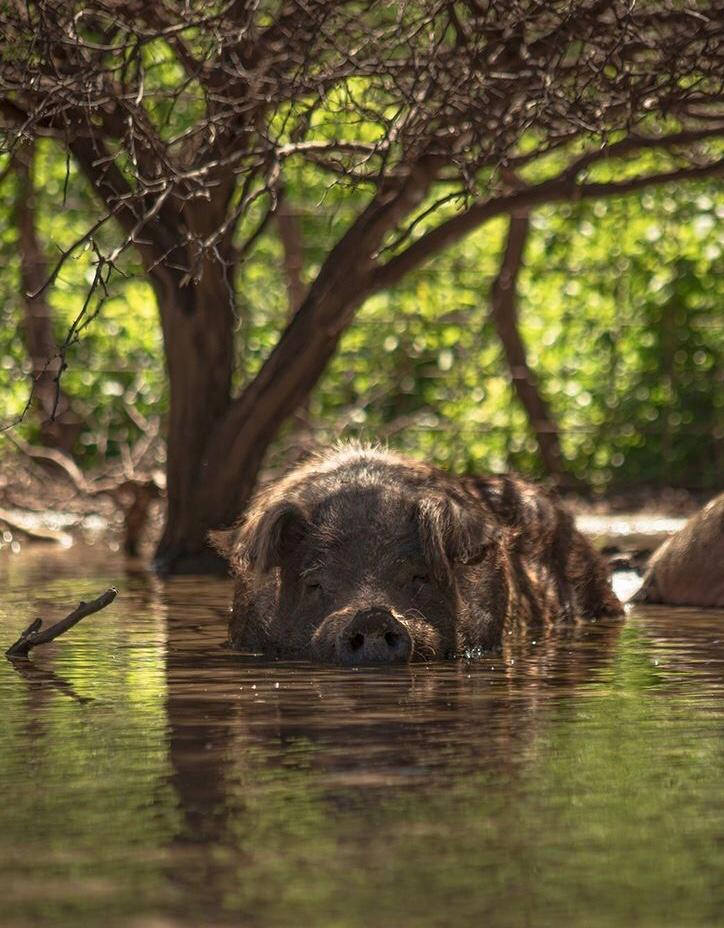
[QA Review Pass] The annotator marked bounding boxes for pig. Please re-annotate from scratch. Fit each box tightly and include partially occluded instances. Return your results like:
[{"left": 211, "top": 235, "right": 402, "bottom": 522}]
[
  {"left": 217, "top": 444, "right": 622, "bottom": 664},
  {"left": 632, "top": 492, "right": 724, "bottom": 608}
]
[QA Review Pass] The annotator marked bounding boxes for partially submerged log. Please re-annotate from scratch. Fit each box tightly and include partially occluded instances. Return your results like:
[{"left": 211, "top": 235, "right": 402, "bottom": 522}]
[{"left": 5, "top": 587, "right": 118, "bottom": 659}]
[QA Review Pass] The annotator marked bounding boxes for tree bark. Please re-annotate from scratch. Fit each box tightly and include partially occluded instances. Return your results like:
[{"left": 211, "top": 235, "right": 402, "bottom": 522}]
[
  {"left": 489, "top": 214, "right": 571, "bottom": 484},
  {"left": 12, "top": 145, "right": 82, "bottom": 452},
  {"left": 152, "top": 260, "right": 236, "bottom": 574}
]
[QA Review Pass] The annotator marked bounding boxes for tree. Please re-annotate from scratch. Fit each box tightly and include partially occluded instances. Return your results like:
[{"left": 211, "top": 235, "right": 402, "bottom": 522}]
[
  {"left": 487, "top": 211, "right": 571, "bottom": 483},
  {"left": 11, "top": 143, "right": 82, "bottom": 452},
  {"left": 1, "top": 1, "right": 722, "bottom": 571}
]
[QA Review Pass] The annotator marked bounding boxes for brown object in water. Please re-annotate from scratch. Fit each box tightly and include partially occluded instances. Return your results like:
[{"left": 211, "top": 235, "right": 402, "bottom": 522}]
[
  {"left": 633, "top": 493, "right": 724, "bottom": 608},
  {"left": 5, "top": 587, "right": 118, "bottom": 659},
  {"left": 216, "top": 445, "right": 621, "bottom": 664},
  {"left": 118, "top": 478, "right": 163, "bottom": 557}
]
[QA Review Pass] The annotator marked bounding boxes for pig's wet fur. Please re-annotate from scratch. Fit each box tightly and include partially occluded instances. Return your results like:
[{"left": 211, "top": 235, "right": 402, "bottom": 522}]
[{"left": 216, "top": 445, "right": 623, "bottom": 663}]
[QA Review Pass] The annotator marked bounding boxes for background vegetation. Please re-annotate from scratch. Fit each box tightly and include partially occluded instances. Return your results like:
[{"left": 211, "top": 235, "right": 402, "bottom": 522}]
[{"left": 1, "top": 141, "right": 721, "bottom": 493}]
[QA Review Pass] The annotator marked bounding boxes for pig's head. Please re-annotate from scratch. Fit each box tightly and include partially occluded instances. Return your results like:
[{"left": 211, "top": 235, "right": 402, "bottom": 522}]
[{"left": 222, "top": 447, "right": 511, "bottom": 663}]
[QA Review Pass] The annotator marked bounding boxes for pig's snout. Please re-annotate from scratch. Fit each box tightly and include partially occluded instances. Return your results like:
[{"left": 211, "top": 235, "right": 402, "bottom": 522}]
[{"left": 336, "top": 608, "right": 412, "bottom": 665}]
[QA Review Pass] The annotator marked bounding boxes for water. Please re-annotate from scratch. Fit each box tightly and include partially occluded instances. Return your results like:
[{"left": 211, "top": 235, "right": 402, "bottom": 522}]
[{"left": 1, "top": 545, "right": 723, "bottom": 928}]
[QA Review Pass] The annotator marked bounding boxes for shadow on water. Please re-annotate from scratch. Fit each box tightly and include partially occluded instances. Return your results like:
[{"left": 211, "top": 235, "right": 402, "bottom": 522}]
[{"left": 0, "top": 545, "right": 722, "bottom": 927}]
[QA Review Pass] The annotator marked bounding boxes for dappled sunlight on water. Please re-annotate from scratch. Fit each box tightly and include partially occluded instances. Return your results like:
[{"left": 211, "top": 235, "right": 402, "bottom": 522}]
[{"left": 0, "top": 545, "right": 723, "bottom": 928}]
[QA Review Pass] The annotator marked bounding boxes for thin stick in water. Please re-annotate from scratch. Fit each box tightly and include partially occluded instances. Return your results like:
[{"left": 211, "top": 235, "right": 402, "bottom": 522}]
[{"left": 5, "top": 587, "right": 118, "bottom": 660}]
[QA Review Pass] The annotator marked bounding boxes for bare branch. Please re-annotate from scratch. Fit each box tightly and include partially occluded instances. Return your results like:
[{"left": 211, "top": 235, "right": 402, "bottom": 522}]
[
  {"left": 5, "top": 588, "right": 118, "bottom": 660},
  {"left": 372, "top": 157, "right": 724, "bottom": 293}
]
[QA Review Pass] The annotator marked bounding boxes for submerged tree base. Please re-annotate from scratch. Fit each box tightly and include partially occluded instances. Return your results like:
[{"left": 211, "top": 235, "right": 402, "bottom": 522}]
[{"left": 153, "top": 544, "right": 230, "bottom": 578}]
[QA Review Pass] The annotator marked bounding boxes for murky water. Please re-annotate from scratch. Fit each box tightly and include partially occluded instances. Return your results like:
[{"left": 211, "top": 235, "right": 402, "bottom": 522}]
[{"left": 1, "top": 545, "right": 723, "bottom": 928}]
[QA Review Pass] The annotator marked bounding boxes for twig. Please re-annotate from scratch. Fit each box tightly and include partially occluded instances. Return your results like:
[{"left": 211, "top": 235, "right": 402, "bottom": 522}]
[{"left": 5, "top": 587, "right": 118, "bottom": 660}]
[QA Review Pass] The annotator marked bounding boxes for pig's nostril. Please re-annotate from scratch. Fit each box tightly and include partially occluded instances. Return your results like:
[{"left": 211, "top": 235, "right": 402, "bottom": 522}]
[
  {"left": 384, "top": 631, "right": 400, "bottom": 649},
  {"left": 338, "top": 610, "right": 412, "bottom": 664}
]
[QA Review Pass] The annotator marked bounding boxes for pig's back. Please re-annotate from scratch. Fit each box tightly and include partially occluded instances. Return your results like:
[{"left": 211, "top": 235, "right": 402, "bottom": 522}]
[{"left": 635, "top": 493, "right": 724, "bottom": 607}]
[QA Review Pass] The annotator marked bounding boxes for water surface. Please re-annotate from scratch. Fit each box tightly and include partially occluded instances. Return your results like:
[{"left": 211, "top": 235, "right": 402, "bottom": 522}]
[{"left": 1, "top": 546, "right": 722, "bottom": 928}]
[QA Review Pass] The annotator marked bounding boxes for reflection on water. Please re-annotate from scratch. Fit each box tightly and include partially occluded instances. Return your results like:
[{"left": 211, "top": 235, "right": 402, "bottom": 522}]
[{"left": 0, "top": 545, "right": 723, "bottom": 928}]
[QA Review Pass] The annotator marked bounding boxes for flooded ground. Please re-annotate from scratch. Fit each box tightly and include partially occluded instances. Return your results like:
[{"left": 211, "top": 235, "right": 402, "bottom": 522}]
[{"left": 1, "top": 543, "right": 722, "bottom": 928}]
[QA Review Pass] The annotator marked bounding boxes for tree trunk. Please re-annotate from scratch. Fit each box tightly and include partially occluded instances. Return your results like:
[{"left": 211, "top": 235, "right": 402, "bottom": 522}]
[
  {"left": 489, "top": 214, "right": 571, "bottom": 485},
  {"left": 12, "top": 145, "right": 82, "bottom": 452},
  {"left": 152, "top": 262, "right": 236, "bottom": 574}
]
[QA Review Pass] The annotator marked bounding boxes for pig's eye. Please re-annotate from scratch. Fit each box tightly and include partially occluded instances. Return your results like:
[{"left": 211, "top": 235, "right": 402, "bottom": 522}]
[
  {"left": 303, "top": 579, "right": 323, "bottom": 596},
  {"left": 461, "top": 543, "right": 493, "bottom": 566},
  {"left": 411, "top": 573, "right": 431, "bottom": 588}
]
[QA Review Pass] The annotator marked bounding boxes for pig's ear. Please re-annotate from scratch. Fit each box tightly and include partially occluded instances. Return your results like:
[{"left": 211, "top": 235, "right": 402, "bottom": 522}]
[
  {"left": 208, "top": 528, "right": 236, "bottom": 559},
  {"left": 418, "top": 493, "right": 500, "bottom": 580},
  {"left": 239, "top": 500, "right": 308, "bottom": 573}
]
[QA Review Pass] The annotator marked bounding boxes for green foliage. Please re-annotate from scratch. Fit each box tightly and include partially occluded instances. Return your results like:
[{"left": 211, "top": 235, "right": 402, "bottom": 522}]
[
  {"left": 240, "top": 158, "right": 723, "bottom": 489},
  {"left": 1, "top": 141, "right": 721, "bottom": 489},
  {"left": 0, "top": 142, "right": 164, "bottom": 463},
  {"left": 522, "top": 189, "right": 723, "bottom": 489}
]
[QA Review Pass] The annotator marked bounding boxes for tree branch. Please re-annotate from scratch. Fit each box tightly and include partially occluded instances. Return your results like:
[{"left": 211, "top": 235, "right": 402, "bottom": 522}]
[
  {"left": 488, "top": 213, "right": 572, "bottom": 483},
  {"left": 5, "top": 588, "right": 118, "bottom": 660},
  {"left": 69, "top": 136, "right": 178, "bottom": 262},
  {"left": 372, "top": 157, "right": 724, "bottom": 293}
]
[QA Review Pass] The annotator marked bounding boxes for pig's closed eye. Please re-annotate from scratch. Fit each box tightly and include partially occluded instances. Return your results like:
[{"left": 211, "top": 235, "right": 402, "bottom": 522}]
[
  {"left": 411, "top": 573, "right": 431, "bottom": 588},
  {"left": 462, "top": 543, "right": 493, "bottom": 566},
  {"left": 303, "top": 579, "right": 323, "bottom": 595}
]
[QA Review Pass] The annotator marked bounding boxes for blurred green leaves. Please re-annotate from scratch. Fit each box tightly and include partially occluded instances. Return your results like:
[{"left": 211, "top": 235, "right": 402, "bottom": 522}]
[{"left": 1, "top": 140, "right": 721, "bottom": 489}]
